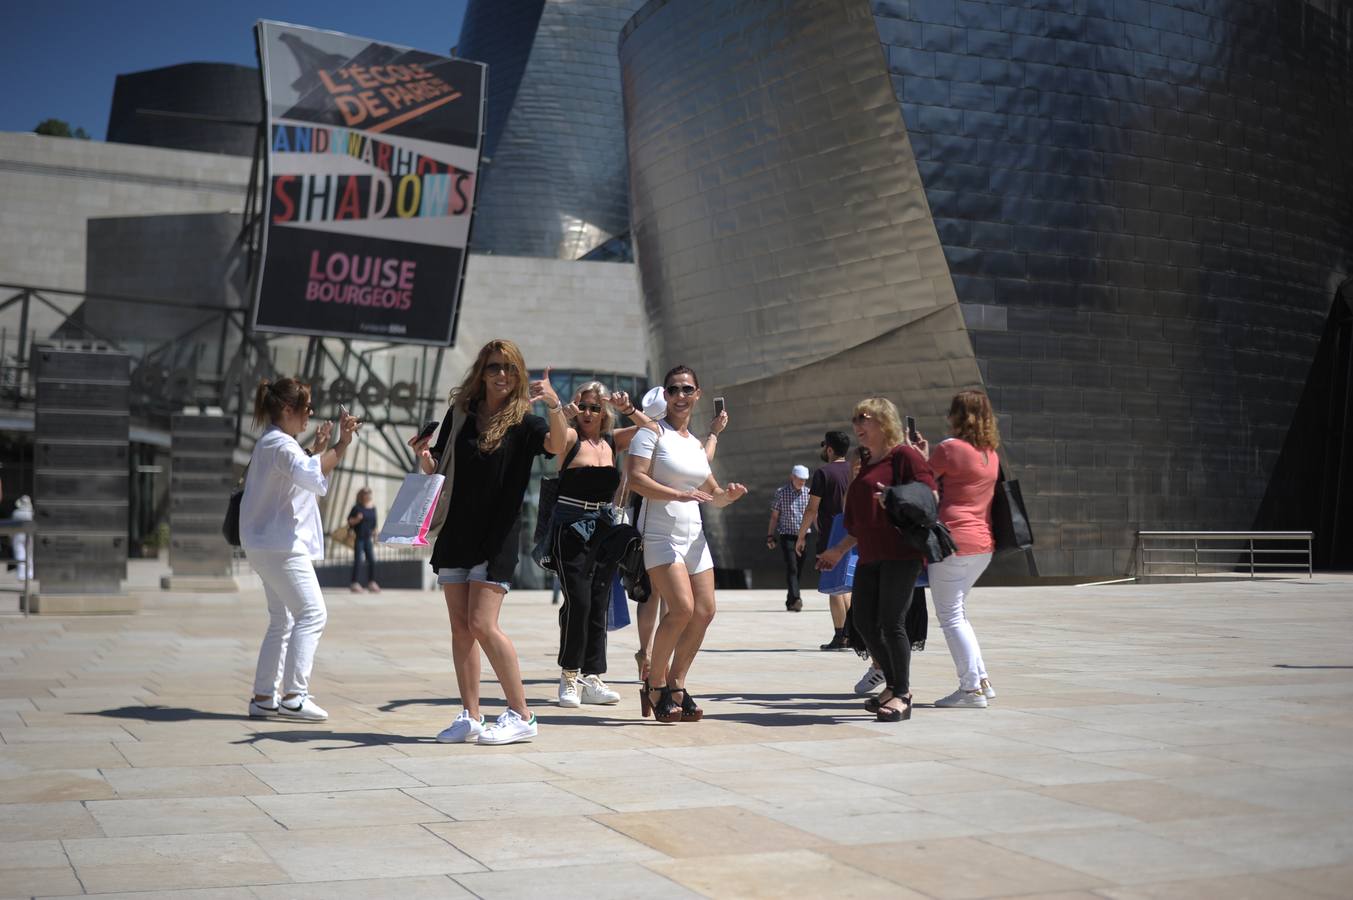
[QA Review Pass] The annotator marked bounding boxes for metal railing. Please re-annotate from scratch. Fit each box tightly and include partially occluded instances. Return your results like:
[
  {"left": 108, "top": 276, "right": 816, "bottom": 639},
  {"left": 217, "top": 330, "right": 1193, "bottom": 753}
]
[{"left": 1135, "top": 531, "right": 1313, "bottom": 579}]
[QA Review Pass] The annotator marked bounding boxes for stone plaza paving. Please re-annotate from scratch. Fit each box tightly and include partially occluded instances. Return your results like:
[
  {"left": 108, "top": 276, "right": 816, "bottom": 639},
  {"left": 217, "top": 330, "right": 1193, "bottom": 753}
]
[{"left": 0, "top": 572, "right": 1351, "bottom": 899}]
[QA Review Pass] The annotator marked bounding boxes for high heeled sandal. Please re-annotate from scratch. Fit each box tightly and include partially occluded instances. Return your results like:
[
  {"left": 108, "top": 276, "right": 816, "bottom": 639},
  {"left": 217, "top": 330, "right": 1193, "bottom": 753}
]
[
  {"left": 864, "top": 688, "right": 893, "bottom": 715},
  {"left": 640, "top": 680, "right": 655, "bottom": 718},
  {"left": 877, "top": 693, "right": 912, "bottom": 723},
  {"left": 653, "top": 685, "right": 682, "bottom": 723},
  {"left": 672, "top": 687, "right": 703, "bottom": 722}
]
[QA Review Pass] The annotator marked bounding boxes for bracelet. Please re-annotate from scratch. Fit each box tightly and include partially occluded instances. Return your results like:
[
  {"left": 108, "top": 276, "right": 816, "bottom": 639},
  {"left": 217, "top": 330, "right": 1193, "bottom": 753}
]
[
  {"left": 548, "top": 404, "right": 563, "bottom": 414},
  {"left": 621, "top": 406, "right": 636, "bottom": 416}
]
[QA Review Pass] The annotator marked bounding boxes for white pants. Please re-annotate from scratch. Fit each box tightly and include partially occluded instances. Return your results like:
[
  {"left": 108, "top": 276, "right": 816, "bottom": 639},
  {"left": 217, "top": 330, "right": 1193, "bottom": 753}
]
[
  {"left": 11, "top": 532, "right": 33, "bottom": 580},
  {"left": 929, "top": 552, "right": 992, "bottom": 692},
  {"left": 249, "top": 549, "right": 328, "bottom": 699}
]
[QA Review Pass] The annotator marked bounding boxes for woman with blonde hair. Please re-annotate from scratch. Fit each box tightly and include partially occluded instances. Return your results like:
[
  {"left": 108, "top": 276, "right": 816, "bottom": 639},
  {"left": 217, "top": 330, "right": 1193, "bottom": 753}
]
[
  {"left": 818, "top": 397, "right": 935, "bottom": 722},
  {"left": 410, "top": 340, "right": 552, "bottom": 746},
  {"left": 346, "top": 487, "right": 379, "bottom": 593},
  {"left": 532, "top": 372, "right": 657, "bottom": 708},
  {"left": 925, "top": 390, "right": 1001, "bottom": 708},
  {"left": 243, "top": 377, "right": 360, "bottom": 722}
]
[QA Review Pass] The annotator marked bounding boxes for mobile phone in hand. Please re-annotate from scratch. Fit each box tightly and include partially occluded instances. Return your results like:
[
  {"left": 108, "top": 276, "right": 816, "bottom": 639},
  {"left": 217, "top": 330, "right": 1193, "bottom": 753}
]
[
  {"left": 905, "top": 415, "right": 918, "bottom": 443},
  {"left": 338, "top": 403, "right": 349, "bottom": 419},
  {"left": 714, "top": 397, "right": 726, "bottom": 416},
  {"left": 415, "top": 419, "right": 439, "bottom": 443}
]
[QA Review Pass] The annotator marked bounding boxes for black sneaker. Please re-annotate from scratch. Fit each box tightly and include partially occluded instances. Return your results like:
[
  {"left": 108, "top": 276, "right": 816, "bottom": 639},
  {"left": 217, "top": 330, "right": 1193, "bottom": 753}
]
[
  {"left": 786, "top": 597, "right": 803, "bottom": 612},
  {"left": 819, "top": 633, "right": 849, "bottom": 651}
]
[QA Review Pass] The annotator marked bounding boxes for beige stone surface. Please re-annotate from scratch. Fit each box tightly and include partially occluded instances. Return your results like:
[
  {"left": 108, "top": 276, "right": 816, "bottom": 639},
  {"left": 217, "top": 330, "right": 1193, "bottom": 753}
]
[{"left": 0, "top": 576, "right": 1349, "bottom": 897}]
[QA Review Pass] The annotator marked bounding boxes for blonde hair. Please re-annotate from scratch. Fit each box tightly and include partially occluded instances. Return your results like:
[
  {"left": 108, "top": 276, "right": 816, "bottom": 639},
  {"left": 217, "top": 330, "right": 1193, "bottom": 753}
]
[
  {"left": 948, "top": 390, "right": 1000, "bottom": 451},
  {"left": 852, "top": 397, "right": 905, "bottom": 449},
  {"left": 449, "top": 339, "right": 531, "bottom": 454},
  {"left": 570, "top": 381, "right": 613, "bottom": 435}
]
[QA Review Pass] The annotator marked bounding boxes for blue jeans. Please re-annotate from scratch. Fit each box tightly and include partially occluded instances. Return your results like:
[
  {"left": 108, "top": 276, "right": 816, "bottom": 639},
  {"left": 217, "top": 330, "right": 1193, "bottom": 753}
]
[{"left": 351, "top": 536, "right": 375, "bottom": 586}]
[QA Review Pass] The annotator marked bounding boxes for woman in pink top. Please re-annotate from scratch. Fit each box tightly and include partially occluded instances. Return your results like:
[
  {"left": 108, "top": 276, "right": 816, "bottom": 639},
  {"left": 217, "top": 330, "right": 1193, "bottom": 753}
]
[{"left": 925, "top": 390, "right": 1000, "bottom": 709}]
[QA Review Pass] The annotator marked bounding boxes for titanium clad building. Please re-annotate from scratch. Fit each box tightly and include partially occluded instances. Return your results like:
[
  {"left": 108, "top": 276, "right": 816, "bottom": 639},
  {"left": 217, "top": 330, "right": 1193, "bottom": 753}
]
[
  {"left": 619, "top": 0, "right": 1353, "bottom": 578},
  {"left": 458, "top": 0, "right": 646, "bottom": 259}
]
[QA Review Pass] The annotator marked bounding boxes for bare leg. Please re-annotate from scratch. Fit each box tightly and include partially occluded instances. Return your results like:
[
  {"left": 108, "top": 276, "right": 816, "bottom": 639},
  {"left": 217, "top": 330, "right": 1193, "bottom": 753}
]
[
  {"left": 829, "top": 590, "right": 851, "bottom": 629},
  {"left": 636, "top": 590, "right": 661, "bottom": 678},
  {"left": 646, "top": 563, "right": 694, "bottom": 689},
  {"left": 668, "top": 568, "right": 716, "bottom": 688},
  {"left": 465, "top": 581, "right": 530, "bottom": 718},
  {"left": 443, "top": 583, "right": 482, "bottom": 718}
]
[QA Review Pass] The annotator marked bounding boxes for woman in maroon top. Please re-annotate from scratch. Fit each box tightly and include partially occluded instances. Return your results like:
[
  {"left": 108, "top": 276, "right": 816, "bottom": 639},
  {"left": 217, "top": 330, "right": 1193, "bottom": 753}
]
[{"left": 819, "top": 397, "right": 936, "bottom": 722}]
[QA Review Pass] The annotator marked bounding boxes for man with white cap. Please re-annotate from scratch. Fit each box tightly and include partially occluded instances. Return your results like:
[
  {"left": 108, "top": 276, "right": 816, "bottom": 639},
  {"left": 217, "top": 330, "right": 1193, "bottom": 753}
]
[{"left": 767, "top": 465, "right": 812, "bottom": 611}]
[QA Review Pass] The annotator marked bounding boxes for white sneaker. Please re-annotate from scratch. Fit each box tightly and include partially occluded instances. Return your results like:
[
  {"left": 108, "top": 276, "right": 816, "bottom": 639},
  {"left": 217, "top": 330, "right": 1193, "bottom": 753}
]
[
  {"left": 558, "top": 670, "right": 581, "bottom": 708},
  {"left": 248, "top": 698, "right": 279, "bottom": 718},
  {"left": 436, "top": 710, "right": 485, "bottom": 743},
  {"left": 980, "top": 679, "right": 997, "bottom": 700},
  {"left": 578, "top": 674, "right": 621, "bottom": 705},
  {"left": 478, "top": 709, "right": 537, "bottom": 746},
  {"left": 278, "top": 695, "right": 328, "bottom": 721},
  {"left": 854, "top": 666, "right": 886, "bottom": 695},
  {"left": 935, "top": 689, "right": 988, "bottom": 709}
]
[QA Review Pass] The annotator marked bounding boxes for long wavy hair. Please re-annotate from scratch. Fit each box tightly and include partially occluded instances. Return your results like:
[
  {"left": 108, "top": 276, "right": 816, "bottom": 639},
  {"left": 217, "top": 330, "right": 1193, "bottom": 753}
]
[
  {"left": 948, "top": 390, "right": 1000, "bottom": 451},
  {"left": 569, "top": 381, "right": 614, "bottom": 436},
  {"left": 449, "top": 339, "right": 530, "bottom": 454}
]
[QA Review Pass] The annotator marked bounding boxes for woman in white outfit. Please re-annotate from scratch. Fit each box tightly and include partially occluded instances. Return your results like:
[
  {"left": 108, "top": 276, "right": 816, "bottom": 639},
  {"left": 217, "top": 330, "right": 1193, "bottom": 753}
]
[
  {"left": 924, "top": 389, "right": 1000, "bottom": 708},
  {"left": 626, "top": 365, "right": 746, "bottom": 722},
  {"left": 242, "top": 377, "right": 359, "bottom": 721}
]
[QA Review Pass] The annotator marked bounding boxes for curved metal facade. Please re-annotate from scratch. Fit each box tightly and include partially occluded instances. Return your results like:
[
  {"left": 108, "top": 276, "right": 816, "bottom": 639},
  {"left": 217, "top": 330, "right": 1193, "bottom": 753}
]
[
  {"left": 462, "top": 0, "right": 644, "bottom": 259},
  {"left": 107, "top": 63, "right": 261, "bottom": 157},
  {"left": 620, "top": 0, "right": 1353, "bottom": 578}
]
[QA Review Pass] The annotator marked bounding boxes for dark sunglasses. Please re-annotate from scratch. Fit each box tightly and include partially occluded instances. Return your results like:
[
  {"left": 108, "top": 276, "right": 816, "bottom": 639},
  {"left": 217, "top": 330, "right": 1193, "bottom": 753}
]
[
  {"left": 665, "top": 384, "right": 697, "bottom": 396},
  {"left": 577, "top": 403, "right": 603, "bottom": 414},
  {"left": 484, "top": 362, "right": 518, "bottom": 377}
]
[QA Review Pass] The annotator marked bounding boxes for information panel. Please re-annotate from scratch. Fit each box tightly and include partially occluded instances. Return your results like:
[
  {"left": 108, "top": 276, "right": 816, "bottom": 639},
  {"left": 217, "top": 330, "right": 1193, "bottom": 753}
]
[{"left": 253, "top": 21, "right": 486, "bottom": 345}]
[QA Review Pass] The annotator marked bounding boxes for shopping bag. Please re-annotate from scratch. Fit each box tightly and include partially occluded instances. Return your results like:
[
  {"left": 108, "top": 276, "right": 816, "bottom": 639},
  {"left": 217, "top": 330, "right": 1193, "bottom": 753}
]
[
  {"left": 607, "top": 574, "right": 631, "bottom": 631},
  {"left": 378, "top": 472, "right": 446, "bottom": 546},
  {"left": 329, "top": 526, "right": 355, "bottom": 551},
  {"left": 991, "top": 464, "right": 1034, "bottom": 555}
]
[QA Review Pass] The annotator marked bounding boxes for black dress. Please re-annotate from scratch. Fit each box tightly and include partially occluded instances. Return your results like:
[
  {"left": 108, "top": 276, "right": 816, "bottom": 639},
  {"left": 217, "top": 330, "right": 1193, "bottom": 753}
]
[{"left": 428, "top": 404, "right": 551, "bottom": 585}]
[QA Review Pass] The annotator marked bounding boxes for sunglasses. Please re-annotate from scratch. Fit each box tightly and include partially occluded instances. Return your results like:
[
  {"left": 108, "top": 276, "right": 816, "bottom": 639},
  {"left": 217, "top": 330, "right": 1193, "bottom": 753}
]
[
  {"left": 851, "top": 413, "right": 874, "bottom": 425},
  {"left": 577, "top": 403, "right": 603, "bottom": 414},
  {"left": 665, "top": 384, "right": 697, "bottom": 396},
  {"left": 484, "top": 362, "right": 518, "bottom": 377}
]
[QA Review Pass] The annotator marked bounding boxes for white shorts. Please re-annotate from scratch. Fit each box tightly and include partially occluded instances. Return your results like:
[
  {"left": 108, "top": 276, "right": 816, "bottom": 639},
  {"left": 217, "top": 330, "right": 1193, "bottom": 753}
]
[
  {"left": 643, "top": 530, "right": 714, "bottom": 576},
  {"left": 437, "top": 562, "right": 510, "bottom": 592}
]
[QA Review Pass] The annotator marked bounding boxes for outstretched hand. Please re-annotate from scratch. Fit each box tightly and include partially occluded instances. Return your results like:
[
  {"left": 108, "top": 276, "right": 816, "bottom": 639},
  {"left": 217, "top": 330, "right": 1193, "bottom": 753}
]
[
  {"left": 528, "top": 367, "right": 561, "bottom": 408},
  {"left": 310, "top": 420, "right": 334, "bottom": 455}
]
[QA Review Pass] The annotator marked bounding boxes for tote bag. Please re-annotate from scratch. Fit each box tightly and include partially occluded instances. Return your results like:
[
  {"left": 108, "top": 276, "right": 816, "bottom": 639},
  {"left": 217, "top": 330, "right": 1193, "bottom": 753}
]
[
  {"left": 426, "top": 408, "right": 458, "bottom": 539},
  {"left": 378, "top": 471, "right": 446, "bottom": 546},
  {"left": 991, "top": 463, "right": 1034, "bottom": 555}
]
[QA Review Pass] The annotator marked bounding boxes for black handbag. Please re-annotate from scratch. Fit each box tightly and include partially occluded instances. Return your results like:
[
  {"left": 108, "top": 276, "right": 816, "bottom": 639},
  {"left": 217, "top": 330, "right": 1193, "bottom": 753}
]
[
  {"left": 222, "top": 487, "right": 243, "bottom": 547},
  {"left": 533, "top": 475, "right": 561, "bottom": 549},
  {"left": 991, "top": 463, "right": 1034, "bottom": 555}
]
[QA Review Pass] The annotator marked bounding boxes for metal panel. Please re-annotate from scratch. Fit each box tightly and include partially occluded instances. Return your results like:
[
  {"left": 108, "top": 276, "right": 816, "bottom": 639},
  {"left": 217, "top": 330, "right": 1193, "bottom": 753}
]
[{"left": 168, "top": 414, "right": 234, "bottom": 578}]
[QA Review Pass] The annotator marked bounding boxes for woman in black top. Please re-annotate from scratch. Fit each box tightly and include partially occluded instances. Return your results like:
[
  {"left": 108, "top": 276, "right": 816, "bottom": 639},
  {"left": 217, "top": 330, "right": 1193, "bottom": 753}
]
[
  {"left": 410, "top": 339, "right": 552, "bottom": 747},
  {"left": 346, "top": 487, "right": 379, "bottom": 593},
  {"left": 533, "top": 373, "right": 658, "bottom": 709}
]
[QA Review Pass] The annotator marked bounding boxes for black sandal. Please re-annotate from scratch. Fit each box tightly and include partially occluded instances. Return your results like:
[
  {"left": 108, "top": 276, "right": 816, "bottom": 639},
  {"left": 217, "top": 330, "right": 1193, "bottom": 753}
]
[
  {"left": 864, "top": 688, "right": 893, "bottom": 715},
  {"left": 653, "top": 685, "right": 682, "bottom": 723},
  {"left": 640, "top": 680, "right": 655, "bottom": 718},
  {"left": 673, "top": 687, "right": 703, "bottom": 722},
  {"left": 877, "top": 693, "right": 912, "bottom": 722}
]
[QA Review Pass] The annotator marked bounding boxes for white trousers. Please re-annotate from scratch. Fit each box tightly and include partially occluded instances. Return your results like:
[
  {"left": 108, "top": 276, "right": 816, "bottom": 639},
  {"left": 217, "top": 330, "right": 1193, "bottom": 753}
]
[
  {"left": 928, "top": 552, "right": 992, "bottom": 691},
  {"left": 249, "top": 549, "right": 328, "bottom": 699},
  {"left": 11, "top": 532, "right": 33, "bottom": 580}
]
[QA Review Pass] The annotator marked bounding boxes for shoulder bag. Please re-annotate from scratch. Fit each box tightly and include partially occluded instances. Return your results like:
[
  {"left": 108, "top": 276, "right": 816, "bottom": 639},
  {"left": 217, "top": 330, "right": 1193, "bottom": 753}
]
[
  {"left": 991, "top": 461, "right": 1034, "bottom": 555},
  {"left": 222, "top": 462, "right": 250, "bottom": 547},
  {"left": 426, "top": 407, "right": 459, "bottom": 539}
]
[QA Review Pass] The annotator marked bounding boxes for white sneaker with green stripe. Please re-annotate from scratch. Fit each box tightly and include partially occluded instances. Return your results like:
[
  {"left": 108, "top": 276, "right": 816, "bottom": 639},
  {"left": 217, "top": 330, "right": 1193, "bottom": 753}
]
[{"left": 478, "top": 708, "right": 537, "bottom": 745}]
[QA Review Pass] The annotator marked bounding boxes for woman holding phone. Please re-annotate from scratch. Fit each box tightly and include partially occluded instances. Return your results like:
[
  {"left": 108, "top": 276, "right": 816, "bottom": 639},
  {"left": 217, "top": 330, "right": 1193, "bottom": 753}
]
[
  {"left": 626, "top": 365, "right": 747, "bottom": 722},
  {"left": 409, "top": 339, "right": 553, "bottom": 746}
]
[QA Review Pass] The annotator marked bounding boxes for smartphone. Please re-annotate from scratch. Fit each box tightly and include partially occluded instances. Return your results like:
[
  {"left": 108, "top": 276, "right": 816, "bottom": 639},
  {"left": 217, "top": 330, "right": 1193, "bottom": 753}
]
[
  {"left": 337, "top": 403, "right": 349, "bottom": 419},
  {"left": 905, "top": 415, "right": 919, "bottom": 443},
  {"left": 714, "top": 397, "right": 726, "bottom": 416},
  {"left": 415, "top": 419, "right": 439, "bottom": 442}
]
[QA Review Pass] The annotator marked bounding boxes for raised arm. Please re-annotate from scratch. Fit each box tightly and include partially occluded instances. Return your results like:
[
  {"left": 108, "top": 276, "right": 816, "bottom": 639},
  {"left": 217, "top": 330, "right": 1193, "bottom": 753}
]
[
  {"left": 528, "top": 368, "right": 576, "bottom": 457},
  {"left": 608, "top": 391, "right": 660, "bottom": 451}
]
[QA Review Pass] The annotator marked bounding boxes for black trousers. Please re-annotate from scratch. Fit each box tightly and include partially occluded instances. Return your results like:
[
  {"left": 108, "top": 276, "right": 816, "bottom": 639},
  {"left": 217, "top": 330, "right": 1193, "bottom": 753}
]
[
  {"left": 777, "top": 534, "right": 805, "bottom": 603},
  {"left": 852, "top": 559, "right": 924, "bottom": 695},
  {"left": 554, "top": 524, "right": 613, "bottom": 675},
  {"left": 351, "top": 536, "right": 375, "bottom": 585}
]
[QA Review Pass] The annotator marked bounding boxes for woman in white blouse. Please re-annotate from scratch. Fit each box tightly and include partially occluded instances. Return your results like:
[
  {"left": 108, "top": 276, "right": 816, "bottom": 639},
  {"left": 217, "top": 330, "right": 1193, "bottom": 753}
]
[
  {"left": 625, "top": 365, "right": 746, "bottom": 722},
  {"left": 241, "top": 377, "right": 359, "bottom": 722}
]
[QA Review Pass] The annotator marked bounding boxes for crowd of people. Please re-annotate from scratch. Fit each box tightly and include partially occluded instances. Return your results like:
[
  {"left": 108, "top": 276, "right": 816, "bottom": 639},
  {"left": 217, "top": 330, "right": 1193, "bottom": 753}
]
[{"left": 238, "top": 337, "right": 1003, "bottom": 743}]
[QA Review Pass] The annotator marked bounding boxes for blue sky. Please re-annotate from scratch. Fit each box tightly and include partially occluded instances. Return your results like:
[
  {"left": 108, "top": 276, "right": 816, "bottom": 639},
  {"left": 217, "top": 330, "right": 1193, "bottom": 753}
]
[{"left": 2, "top": 1, "right": 469, "bottom": 140}]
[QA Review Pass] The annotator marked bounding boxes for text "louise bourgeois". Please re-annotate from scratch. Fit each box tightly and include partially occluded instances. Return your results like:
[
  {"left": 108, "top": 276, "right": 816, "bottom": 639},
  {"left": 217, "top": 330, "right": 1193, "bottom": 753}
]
[{"left": 306, "top": 251, "right": 414, "bottom": 310}]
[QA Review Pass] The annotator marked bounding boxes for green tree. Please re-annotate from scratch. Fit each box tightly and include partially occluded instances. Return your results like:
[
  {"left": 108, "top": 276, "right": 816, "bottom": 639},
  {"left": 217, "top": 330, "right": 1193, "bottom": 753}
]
[{"left": 34, "top": 119, "right": 89, "bottom": 139}]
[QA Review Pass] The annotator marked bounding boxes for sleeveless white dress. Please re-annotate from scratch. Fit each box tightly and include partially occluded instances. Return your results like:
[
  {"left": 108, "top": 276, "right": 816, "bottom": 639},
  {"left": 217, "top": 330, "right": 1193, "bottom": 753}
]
[{"left": 629, "top": 422, "right": 714, "bottom": 574}]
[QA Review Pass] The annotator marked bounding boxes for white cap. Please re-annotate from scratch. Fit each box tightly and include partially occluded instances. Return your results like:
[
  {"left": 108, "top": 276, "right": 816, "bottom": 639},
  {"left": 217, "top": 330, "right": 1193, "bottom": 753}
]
[
  {"left": 641, "top": 385, "right": 666, "bottom": 419},
  {"left": 791, "top": 465, "right": 810, "bottom": 479}
]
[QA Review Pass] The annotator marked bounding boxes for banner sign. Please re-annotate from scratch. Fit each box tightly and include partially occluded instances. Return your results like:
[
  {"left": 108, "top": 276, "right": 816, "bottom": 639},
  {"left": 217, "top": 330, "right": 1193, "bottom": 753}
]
[{"left": 253, "top": 21, "right": 485, "bottom": 345}]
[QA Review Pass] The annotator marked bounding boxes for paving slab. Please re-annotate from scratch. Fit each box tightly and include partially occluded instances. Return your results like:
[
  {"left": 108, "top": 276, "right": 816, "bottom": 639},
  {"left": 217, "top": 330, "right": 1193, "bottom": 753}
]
[{"left": 0, "top": 575, "right": 1348, "bottom": 897}]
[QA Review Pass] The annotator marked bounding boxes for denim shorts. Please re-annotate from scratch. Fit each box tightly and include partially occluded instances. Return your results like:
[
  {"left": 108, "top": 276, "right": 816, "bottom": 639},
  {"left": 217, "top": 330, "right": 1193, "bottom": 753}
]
[{"left": 436, "top": 562, "right": 510, "bottom": 592}]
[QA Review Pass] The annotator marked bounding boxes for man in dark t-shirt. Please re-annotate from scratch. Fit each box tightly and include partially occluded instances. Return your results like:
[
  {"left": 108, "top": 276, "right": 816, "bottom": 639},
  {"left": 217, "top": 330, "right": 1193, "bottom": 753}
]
[{"left": 796, "top": 431, "right": 853, "bottom": 649}]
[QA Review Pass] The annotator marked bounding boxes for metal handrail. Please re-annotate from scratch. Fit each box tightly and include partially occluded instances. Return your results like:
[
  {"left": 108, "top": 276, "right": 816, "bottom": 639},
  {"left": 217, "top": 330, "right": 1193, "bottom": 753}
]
[{"left": 1135, "top": 530, "right": 1313, "bottom": 579}]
